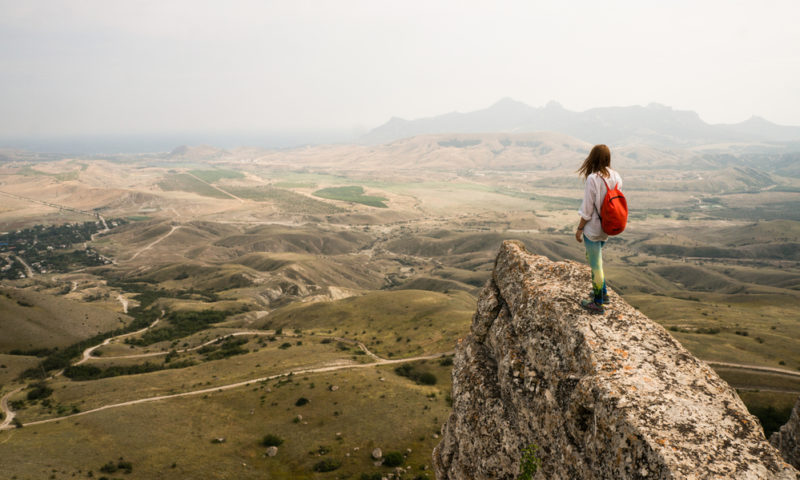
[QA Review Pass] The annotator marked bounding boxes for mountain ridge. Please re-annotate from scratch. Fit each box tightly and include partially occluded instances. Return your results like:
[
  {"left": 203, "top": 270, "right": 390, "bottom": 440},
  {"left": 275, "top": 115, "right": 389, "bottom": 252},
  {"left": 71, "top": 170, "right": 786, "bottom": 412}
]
[{"left": 363, "top": 98, "right": 800, "bottom": 147}]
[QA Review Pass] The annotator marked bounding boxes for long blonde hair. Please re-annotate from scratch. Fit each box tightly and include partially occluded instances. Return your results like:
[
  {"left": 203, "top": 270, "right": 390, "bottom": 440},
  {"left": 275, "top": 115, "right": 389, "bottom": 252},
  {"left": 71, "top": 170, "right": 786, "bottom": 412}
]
[{"left": 577, "top": 144, "right": 611, "bottom": 179}]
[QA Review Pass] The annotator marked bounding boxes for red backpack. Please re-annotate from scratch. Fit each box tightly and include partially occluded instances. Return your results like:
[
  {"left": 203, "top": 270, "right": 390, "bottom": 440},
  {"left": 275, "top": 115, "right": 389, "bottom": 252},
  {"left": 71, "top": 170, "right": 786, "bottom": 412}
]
[{"left": 599, "top": 176, "right": 627, "bottom": 235}]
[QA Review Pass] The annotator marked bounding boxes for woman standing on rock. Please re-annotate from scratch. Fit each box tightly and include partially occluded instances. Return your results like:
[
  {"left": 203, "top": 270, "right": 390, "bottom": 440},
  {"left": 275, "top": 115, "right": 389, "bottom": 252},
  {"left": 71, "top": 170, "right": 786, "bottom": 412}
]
[{"left": 575, "top": 144, "right": 623, "bottom": 313}]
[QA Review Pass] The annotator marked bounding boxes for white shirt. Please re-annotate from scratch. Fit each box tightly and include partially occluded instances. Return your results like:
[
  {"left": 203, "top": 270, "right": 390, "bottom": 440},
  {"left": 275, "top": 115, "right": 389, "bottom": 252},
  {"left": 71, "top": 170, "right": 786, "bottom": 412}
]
[{"left": 578, "top": 168, "right": 623, "bottom": 242}]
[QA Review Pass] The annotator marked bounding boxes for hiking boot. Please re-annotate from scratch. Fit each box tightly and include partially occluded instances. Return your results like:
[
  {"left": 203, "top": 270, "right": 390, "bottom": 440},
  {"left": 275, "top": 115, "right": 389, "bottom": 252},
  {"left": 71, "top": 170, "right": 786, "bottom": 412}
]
[
  {"left": 581, "top": 298, "right": 605, "bottom": 314},
  {"left": 589, "top": 292, "right": 610, "bottom": 303}
]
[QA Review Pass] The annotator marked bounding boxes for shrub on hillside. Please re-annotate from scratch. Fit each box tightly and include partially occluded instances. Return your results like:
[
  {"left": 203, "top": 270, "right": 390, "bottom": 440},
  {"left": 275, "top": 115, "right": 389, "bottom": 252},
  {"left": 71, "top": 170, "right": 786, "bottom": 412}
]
[
  {"left": 312, "top": 459, "right": 341, "bottom": 472},
  {"left": 382, "top": 451, "right": 405, "bottom": 467},
  {"left": 394, "top": 363, "right": 437, "bottom": 385},
  {"left": 26, "top": 383, "right": 53, "bottom": 401},
  {"left": 262, "top": 434, "right": 284, "bottom": 447}
]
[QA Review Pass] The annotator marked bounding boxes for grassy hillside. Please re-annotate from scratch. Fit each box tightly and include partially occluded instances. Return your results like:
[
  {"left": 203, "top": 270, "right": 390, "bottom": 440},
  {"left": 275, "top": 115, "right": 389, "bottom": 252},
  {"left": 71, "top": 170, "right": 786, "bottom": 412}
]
[
  {"left": 0, "top": 365, "right": 451, "bottom": 479},
  {"left": 0, "top": 151, "right": 798, "bottom": 479},
  {"left": 0, "top": 287, "right": 128, "bottom": 352},
  {"left": 261, "top": 290, "right": 474, "bottom": 358}
]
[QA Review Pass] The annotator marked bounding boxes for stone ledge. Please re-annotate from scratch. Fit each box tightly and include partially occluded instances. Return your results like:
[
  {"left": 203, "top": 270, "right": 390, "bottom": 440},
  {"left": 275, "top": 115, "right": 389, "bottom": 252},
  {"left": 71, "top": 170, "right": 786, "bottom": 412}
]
[{"left": 434, "top": 240, "right": 798, "bottom": 479}]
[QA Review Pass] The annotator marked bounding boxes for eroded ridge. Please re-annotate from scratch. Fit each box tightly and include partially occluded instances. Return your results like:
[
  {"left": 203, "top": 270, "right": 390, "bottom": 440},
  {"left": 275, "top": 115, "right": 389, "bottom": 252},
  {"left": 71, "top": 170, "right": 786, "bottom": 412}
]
[{"left": 434, "top": 240, "right": 799, "bottom": 480}]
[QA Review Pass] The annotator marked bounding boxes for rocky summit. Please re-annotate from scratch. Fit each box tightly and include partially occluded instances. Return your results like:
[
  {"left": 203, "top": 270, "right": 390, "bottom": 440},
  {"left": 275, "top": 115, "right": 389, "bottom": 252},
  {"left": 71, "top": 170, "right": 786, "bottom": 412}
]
[
  {"left": 433, "top": 240, "right": 798, "bottom": 479},
  {"left": 772, "top": 396, "right": 800, "bottom": 471}
]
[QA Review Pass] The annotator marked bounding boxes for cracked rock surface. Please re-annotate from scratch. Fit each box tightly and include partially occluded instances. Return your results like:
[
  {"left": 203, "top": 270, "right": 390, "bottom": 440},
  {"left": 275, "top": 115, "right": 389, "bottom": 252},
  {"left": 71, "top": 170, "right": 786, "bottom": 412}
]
[{"left": 433, "top": 240, "right": 799, "bottom": 479}]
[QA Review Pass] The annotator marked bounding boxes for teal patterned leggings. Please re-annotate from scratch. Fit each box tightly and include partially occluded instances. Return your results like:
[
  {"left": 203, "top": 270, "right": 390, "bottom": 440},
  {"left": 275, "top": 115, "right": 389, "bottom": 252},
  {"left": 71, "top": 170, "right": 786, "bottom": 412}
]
[{"left": 583, "top": 235, "right": 607, "bottom": 304}]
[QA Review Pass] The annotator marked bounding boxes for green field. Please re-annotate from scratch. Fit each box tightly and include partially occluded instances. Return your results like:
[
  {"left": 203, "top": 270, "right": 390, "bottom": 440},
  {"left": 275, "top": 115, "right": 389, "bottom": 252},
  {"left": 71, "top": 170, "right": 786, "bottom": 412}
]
[
  {"left": 313, "top": 186, "right": 389, "bottom": 208},
  {"left": 16, "top": 165, "right": 80, "bottom": 181},
  {"left": 188, "top": 169, "right": 245, "bottom": 183},
  {"left": 157, "top": 173, "right": 231, "bottom": 199},
  {"left": 1, "top": 146, "right": 799, "bottom": 478},
  {"left": 224, "top": 186, "right": 343, "bottom": 214}
]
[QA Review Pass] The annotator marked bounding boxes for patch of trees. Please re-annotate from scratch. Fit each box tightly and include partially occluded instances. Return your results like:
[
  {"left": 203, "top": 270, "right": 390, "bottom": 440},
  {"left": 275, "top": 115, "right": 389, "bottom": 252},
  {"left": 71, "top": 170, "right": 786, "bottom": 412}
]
[
  {"left": 9, "top": 347, "right": 55, "bottom": 357},
  {"left": 16, "top": 282, "right": 234, "bottom": 379},
  {"left": 126, "top": 310, "right": 230, "bottom": 346},
  {"left": 0, "top": 219, "right": 127, "bottom": 279},
  {"left": 26, "top": 383, "right": 53, "bottom": 400},
  {"left": 200, "top": 337, "right": 249, "bottom": 361},
  {"left": 64, "top": 359, "right": 195, "bottom": 381},
  {"left": 99, "top": 458, "right": 133, "bottom": 475},
  {"left": 18, "top": 288, "right": 162, "bottom": 379},
  {"left": 394, "top": 363, "right": 437, "bottom": 385}
]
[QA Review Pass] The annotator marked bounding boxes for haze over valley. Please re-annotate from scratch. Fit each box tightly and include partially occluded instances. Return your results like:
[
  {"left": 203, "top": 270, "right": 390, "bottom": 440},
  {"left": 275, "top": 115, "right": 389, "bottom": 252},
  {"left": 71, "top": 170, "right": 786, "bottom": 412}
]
[
  {"left": 3, "top": 1, "right": 800, "bottom": 477},
  {"left": 1, "top": 101, "right": 799, "bottom": 477}
]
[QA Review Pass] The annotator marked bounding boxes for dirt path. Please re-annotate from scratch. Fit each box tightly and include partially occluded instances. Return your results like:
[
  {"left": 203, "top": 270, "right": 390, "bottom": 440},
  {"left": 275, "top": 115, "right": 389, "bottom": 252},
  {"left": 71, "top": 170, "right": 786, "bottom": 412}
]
[
  {"left": 116, "top": 294, "right": 129, "bottom": 314},
  {"left": 14, "top": 348, "right": 452, "bottom": 429},
  {"left": 0, "top": 387, "right": 23, "bottom": 429},
  {"left": 76, "top": 316, "right": 163, "bottom": 365},
  {"left": 13, "top": 255, "right": 35, "bottom": 278},
  {"left": 707, "top": 361, "right": 800, "bottom": 379},
  {"left": 185, "top": 172, "right": 244, "bottom": 203},
  {"left": 126, "top": 225, "right": 181, "bottom": 261},
  {"left": 90, "top": 215, "right": 110, "bottom": 241},
  {"left": 82, "top": 330, "right": 276, "bottom": 361},
  {"left": 1, "top": 332, "right": 450, "bottom": 430}
]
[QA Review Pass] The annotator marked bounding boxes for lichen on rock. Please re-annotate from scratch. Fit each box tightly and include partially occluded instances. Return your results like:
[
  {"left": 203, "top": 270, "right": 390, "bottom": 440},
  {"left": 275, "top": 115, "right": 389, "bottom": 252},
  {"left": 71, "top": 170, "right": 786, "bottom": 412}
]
[{"left": 433, "top": 240, "right": 799, "bottom": 479}]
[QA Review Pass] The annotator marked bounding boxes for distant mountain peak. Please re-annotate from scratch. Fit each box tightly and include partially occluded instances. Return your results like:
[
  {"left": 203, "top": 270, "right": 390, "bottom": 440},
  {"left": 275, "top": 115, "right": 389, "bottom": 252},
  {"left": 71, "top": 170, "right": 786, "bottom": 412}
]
[
  {"left": 361, "top": 99, "right": 800, "bottom": 146},
  {"left": 743, "top": 115, "right": 772, "bottom": 125},
  {"left": 491, "top": 97, "right": 526, "bottom": 107},
  {"left": 386, "top": 116, "right": 408, "bottom": 124}
]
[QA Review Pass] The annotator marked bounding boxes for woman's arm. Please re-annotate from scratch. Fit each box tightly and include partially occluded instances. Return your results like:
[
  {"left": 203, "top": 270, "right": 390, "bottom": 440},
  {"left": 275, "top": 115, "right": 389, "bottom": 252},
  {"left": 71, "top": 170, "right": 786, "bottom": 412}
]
[
  {"left": 575, "top": 217, "right": 588, "bottom": 243},
  {"left": 576, "top": 175, "right": 595, "bottom": 243}
]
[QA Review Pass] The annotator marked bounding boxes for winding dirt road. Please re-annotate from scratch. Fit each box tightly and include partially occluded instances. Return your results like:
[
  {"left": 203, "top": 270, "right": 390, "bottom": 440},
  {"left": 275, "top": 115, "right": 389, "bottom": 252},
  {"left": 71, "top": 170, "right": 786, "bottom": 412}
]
[
  {"left": 0, "top": 324, "right": 452, "bottom": 430},
  {"left": 81, "top": 330, "right": 275, "bottom": 361},
  {"left": 75, "top": 317, "right": 162, "bottom": 365},
  {"left": 705, "top": 361, "right": 800, "bottom": 379},
  {"left": 14, "top": 348, "right": 451, "bottom": 429},
  {"left": 0, "top": 387, "right": 23, "bottom": 429},
  {"left": 6, "top": 324, "right": 797, "bottom": 431}
]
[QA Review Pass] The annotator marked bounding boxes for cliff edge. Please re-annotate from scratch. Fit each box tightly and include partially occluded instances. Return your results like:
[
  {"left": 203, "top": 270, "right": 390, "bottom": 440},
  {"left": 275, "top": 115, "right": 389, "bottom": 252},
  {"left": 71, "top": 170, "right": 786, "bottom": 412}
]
[
  {"left": 771, "top": 396, "right": 800, "bottom": 470},
  {"left": 433, "top": 240, "right": 798, "bottom": 479}
]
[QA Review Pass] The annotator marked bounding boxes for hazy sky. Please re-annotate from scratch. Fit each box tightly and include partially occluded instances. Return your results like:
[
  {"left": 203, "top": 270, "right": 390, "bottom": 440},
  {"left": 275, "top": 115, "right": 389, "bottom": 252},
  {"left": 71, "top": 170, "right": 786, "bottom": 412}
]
[{"left": 1, "top": 0, "right": 799, "bottom": 139}]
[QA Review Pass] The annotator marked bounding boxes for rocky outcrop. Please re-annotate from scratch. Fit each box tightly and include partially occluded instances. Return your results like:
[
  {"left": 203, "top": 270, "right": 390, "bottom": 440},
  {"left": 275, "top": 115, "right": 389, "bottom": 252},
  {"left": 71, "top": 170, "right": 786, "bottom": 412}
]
[
  {"left": 433, "top": 241, "right": 798, "bottom": 479},
  {"left": 772, "top": 397, "right": 800, "bottom": 470}
]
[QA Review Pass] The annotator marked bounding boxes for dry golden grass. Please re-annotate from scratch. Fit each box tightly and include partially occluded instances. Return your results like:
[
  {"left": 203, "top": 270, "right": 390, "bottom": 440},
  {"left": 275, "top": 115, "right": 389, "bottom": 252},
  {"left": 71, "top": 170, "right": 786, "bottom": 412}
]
[{"left": 1, "top": 147, "right": 798, "bottom": 479}]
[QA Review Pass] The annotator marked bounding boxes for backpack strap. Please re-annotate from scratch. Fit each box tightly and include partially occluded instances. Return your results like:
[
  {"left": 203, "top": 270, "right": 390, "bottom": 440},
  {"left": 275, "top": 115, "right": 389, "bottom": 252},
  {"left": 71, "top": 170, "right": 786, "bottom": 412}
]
[
  {"left": 597, "top": 175, "right": 612, "bottom": 220},
  {"left": 599, "top": 174, "right": 614, "bottom": 192}
]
